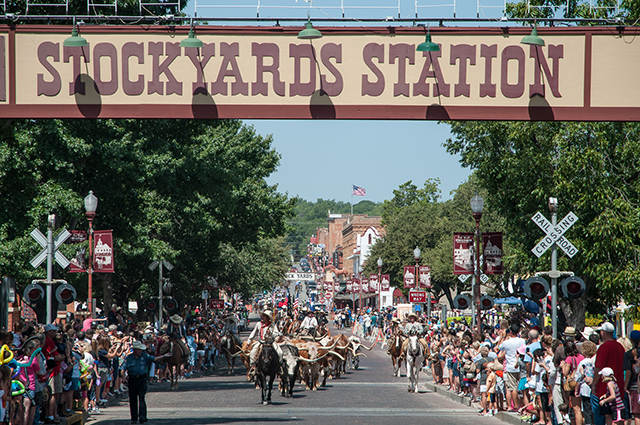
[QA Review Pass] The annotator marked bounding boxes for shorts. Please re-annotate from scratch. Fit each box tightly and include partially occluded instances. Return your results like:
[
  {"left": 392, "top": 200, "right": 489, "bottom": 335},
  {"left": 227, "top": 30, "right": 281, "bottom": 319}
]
[
  {"left": 518, "top": 377, "right": 527, "bottom": 392},
  {"left": 536, "top": 391, "right": 551, "bottom": 412},
  {"left": 490, "top": 393, "right": 496, "bottom": 403},
  {"left": 49, "top": 373, "right": 63, "bottom": 395},
  {"left": 480, "top": 385, "right": 487, "bottom": 393},
  {"left": 629, "top": 390, "right": 640, "bottom": 415},
  {"left": 71, "top": 378, "right": 80, "bottom": 391},
  {"left": 197, "top": 350, "right": 205, "bottom": 357},
  {"left": 505, "top": 371, "right": 520, "bottom": 391}
]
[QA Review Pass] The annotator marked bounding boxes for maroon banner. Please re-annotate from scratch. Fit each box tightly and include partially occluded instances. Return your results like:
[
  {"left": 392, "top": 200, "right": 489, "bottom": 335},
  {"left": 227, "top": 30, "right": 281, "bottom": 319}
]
[
  {"left": 381, "top": 274, "right": 390, "bottom": 291},
  {"left": 346, "top": 279, "right": 353, "bottom": 293},
  {"left": 65, "top": 230, "right": 87, "bottom": 244},
  {"left": 403, "top": 266, "right": 416, "bottom": 289},
  {"left": 369, "top": 274, "right": 379, "bottom": 292},
  {"left": 93, "top": 230, "right": 115, "bottom": 273},
  {"left": 409, "top": 291, "right": 427, "bottom": 303},
  {"left": 453, "top": 232, "right": 474, "bottom": 275},
  {"left": 361, "top": 278, "right": 369, "bottom": 293},
  {"left": 352, "top": 278, "right": 361, "bottom": 293},
  {"left": 418, "top": 265, "right": 432, "bottom": 289},
  {"left": 209, "top": 299, "right": 224, "bottom": 309},
  {"left": 334, "top": 282, "right": 340, "bottom": 292},
  {"left": 483, "top": 232, "right": 504, "bottom": 274},
  {"left": 68, "top": 229, "right": 115, "bottom": 273}
]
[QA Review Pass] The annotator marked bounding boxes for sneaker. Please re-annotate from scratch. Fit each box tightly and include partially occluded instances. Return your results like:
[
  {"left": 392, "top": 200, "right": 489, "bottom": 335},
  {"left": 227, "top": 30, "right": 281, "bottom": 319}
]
[
  {"left": 93, "top": 408, "right": 102, "bottom": 414},
  {"left": 100, "top": 399, "right": 109, "bottom": 404}
]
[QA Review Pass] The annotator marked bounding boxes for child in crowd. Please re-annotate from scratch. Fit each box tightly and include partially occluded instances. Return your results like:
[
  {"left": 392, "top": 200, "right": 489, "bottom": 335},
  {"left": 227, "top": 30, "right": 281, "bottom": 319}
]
[
  {"left": 486, "top": 362, "right": 497, "bottom": 416},
  {"left": 1, "top": 365, "right": 11, "bottom": 424},
  {"left": 533, "top": 348, "right": 551, "bottom": 425},
  {"left": 598, "top": 367, "right": 625, "bottom": 425}
]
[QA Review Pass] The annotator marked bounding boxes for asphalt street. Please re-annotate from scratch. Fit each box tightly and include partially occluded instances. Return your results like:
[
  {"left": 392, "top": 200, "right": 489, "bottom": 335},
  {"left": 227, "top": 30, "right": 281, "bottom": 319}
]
[{"left": 91, "top": 319, "right": 504, "bottom": 425}]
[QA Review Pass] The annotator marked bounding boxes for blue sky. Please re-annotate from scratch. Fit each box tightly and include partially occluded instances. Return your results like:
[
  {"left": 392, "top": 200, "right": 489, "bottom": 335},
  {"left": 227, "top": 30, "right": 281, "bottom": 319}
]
[{"left": 245, "top": 120, "right": 471, "bottom": 204}]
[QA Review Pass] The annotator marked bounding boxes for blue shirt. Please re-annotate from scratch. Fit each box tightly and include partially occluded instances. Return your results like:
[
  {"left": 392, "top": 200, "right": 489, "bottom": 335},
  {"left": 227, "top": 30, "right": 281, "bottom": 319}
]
[{"left": 122, "top": 352, "right": 154, "bottom": 376}]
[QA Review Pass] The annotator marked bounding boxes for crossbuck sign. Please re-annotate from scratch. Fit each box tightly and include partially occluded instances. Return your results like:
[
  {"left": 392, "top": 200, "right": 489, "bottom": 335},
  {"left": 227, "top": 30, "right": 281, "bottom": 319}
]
[
  {"left": 531, "top": 211, "right": 579, "bottom": 258},
  {"left": 30, "top": 228, "right": 71, "bottom": 269}
]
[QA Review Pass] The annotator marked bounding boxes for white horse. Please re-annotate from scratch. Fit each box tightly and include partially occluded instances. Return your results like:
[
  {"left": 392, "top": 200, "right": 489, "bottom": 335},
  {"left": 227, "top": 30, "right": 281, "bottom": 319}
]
[{"left": 405, "top": 334, "right": 425, "bottom": 393}]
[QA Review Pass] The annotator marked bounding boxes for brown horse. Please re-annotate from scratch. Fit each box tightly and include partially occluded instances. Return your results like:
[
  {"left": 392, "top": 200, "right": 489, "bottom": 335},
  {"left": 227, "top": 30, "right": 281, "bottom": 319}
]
[
  {"left": 388, "top": 332, "right": 405, "bottom": 377},
  {"left": 221, "top": 332, "right": 242, "bottom": 375},
  {"left": 160, "top": 338, "right": 184, "bottom": 390}
]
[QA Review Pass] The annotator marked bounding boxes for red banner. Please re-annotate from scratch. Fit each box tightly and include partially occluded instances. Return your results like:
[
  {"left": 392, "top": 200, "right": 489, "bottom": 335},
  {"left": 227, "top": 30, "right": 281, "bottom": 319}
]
[
  {"left": 453, "top": 232, "right": 474, "bottom": 275},
  {"left": 418, "top": 265, "right": 432, "bottom": 289},
  {"left": 361, "top": 278, "right": 369, "bottom": 293},
  {"left": 380, "top": 274, "right": 390, "bottom": 291},
  {"left": 409, "top": 291, "right": 427, "bottom": 303},
  {"left": 483, "top": 232, "right": 504, "bottom": 274},
  {"left": 369, "top": 274, "right": 379, "bottom": 292},
  {"left": 209, "top": 299, "right": 224, "bottom": 309},
  {"left": 68, "top": 229, "right": 114, "bottom": 273},
  {"left": 403, "top": 266, "right": 416, "bottom": 289},
  {"left": 346, "top": 279, "right": 353, "bottom": 293},
  {"left": 334, "top": 282, "right": 340, "bottom": 292}
]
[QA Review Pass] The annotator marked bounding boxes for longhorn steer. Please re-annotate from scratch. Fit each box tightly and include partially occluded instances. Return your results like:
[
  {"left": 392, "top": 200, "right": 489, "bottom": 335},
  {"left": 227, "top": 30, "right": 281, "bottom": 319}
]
[{"left": 279, "top": 344, "right": 300, "bottom": 398}]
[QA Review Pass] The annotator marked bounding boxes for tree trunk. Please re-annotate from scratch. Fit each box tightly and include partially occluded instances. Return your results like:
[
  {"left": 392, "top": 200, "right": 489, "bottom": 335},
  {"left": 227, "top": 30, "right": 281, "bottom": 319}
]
[
  {"left": 559, "top": 297, "right": 586, "bottom": 330},
  {"left": 102, "top": 274, "right": 114, "bottom": 311}
]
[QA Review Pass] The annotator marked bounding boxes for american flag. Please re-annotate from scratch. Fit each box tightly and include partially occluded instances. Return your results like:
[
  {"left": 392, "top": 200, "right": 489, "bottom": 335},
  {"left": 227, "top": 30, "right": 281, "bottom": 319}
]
[
  {"left": 293, "top": 294, "right": 299, "bottom": 317},
  {"left": 352, "top": 185, "right": 366, "bottom": 196}
]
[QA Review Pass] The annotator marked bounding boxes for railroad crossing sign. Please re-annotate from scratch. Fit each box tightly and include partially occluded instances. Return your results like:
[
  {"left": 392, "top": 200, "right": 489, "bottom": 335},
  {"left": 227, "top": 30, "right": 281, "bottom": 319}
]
[
  {"left": 30, "top": 228, "right": 71, "bottom": 269},
  {"left": 531, "top": 211, "right": 579, "bottom": 258}
]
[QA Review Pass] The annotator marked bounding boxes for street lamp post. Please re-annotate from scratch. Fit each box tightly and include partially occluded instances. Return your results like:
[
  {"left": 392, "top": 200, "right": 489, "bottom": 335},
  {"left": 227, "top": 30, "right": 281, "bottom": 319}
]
[
  {"left": 470, "top": 192, "right": 484, "bottom": 337},
  {"left": 84, "top": 190, "right": 98, "bottom": 318},
  {"left": 377, "top": 257, "right": 383, "bottom": 310},
  {"left": 358, "top": 264, "right": 363, "bottom": 314},
  {"left": 414, "top": 246, "right": 421, "bottom": 316}
]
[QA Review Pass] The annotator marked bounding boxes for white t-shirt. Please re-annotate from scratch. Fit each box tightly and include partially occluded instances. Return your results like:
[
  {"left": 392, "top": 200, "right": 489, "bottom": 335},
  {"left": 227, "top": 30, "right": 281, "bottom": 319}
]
[{"left": 500, "top": 337, "right": 526, "bottom": 373}]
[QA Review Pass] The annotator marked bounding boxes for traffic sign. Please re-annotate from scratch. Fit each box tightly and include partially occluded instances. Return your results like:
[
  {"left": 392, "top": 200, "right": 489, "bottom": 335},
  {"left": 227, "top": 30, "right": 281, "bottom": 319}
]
[
  {"left": 409, "top": 291, "right": 427, "bottom": 303},
  {"left": 209, "top": 299, "right": 224, "bottom": 309},
  {"left": 531, "top": 211, "right": 578, "bottom": 258},
  {"left": 30, "top": 228, "right": 71, "bottom": 269},
  {"left": 325, "top": 292, "right": 333, "bottom": 300}
]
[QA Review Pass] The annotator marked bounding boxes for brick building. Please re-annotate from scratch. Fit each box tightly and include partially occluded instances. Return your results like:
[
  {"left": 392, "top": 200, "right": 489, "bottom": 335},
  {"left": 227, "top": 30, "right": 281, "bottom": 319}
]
[{"left": 341, "top": 214, "right": 384, "bottom": 276}]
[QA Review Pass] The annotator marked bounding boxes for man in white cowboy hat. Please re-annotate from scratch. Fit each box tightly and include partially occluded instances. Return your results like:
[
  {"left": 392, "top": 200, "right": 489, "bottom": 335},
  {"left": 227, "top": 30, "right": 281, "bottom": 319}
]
[
  {"left": 122, "top": 341, "right": 171, "bottom": 424},
  {"left": 386, "top": 317, "right": 403, "bottom": 356},
  {"left": 166, "top": 314, "right": 189, "bottom": 359},
  {"left": 300, "top": 310, "right": 318, "bottom": 337},
  {"left": 399, "top": 312, "right": 427, "bottom": 361},
  {"left": 246, "top": 310, "right": 282, "bottom": 373},
  {"left": 222, "top": 314, "right": 241, "bottom": 346}
]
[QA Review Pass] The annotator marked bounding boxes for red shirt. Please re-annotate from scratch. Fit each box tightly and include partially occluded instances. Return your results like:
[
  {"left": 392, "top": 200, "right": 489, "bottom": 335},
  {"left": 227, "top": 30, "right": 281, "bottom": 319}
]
[
  {"left": 595, "top": 340, "right": 625, "bottom": 397},
  {"left": 42, "top": 337, "right": 61, "bottom": 375}
]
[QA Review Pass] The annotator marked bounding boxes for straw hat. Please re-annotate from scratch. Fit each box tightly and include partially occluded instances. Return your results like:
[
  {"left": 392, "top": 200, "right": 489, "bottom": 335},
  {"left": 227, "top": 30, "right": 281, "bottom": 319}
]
[
  {"left": 563, "top": 326, "right": 577, "bottom": 337},
  {"left": 131, "top": 341, "right": 146, "bottom": 350},
  {"left": 408, "top": 312, "right": 418, "bottom": 320},
  {"left": 261, "top": 310, "right": 273, "bottom": 321},
  {"left": 169, "top": 314, "right": 183, "bottom": 324}
]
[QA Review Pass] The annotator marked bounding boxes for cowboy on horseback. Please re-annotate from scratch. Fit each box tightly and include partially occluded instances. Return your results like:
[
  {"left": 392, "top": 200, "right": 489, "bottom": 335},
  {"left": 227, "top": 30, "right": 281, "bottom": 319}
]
[
  {"left": 246, "top": 310, "right": 282, "bottom": 374},
  {"left": 166, "top": 314, "right": 190, "bottom": 361},
  {"left": 300, "top": 310, "right": 318, "bottom": 337},
  {"left": 222, "top": 314, "right": 241, "bottom": 347},
  {"left": 399, "top": 313, "right": 429, "bottom": 361},
  {"left": 386, "top": 317, "right": 402, "bottom": 356}
]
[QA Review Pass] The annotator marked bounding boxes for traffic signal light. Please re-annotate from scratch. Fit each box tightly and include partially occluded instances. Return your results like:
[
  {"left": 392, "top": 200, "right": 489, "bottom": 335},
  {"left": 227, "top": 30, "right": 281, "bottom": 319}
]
[
  {"left": 524, "top": 276, "right": 550, "bottom": 300},
  {"left": 453, "top": 294, "right": 471, "bottom": 310},
  {"left": 559, "top": 276, "right": 586, "bottom": 299},
  {"left": 55, "top": 283, "right": 76, "bottom": 305},
  {"left": 23, "top": 283, "right": 45, "bottom": 305},
  {"left": 145, "top": 298, "right": 158, "bottom": 311},
  {"left": 163, "top": 298, "right": 179, "bottom": 315},
  {"left": 480, "top": 295, "right": 494, "bottom": 310}
]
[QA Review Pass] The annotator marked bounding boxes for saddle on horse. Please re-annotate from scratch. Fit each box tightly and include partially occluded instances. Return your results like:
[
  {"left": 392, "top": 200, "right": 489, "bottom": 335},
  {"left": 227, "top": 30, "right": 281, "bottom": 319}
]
[{"left": 160, "top": 338, "right": 190, "bottom": 361}]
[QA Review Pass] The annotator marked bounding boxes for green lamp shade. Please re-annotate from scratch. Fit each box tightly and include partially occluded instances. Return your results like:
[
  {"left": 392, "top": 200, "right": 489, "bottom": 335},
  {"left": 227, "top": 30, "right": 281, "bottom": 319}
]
[
  {"left": 63, "top": 27, "right": 88, "bottom": 47},
  {"left": 298, "top": 21, "right": 322, "bottom": 40},
  {"left": 180, "top": 28, "right": 203, "bottom": 48},
  {"left": 416, "top": 34, "right": 440, "bottom": 52},
  {"left": 521, "top": 27, "right": 545, "bottom": 46}
]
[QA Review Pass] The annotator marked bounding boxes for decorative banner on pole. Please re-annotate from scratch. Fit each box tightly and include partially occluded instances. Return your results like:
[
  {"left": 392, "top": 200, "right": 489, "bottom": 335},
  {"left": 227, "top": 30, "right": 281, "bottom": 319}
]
[
  {"left": 361, "top": 278, "right": 369, "bottom": 293},
  {"left": 369, "top": 274, "right": 379, "bottom": 292},
  {"left": 346, "top": 279, "right": 353, "bottom": 293},
  {"left": 334, "top": 282, "right": 340, "bottom": 292},
  {"left": 419, "top": 265, "right": 432, "bottom": 288},
  {"left": 352, "top": 278, "right": 361, "bottom": 293},
  {"left": 403, "top": 266, "right": 416, "bottom": 289},
  {"left": 93, "top": 230, "right": 115, "bottom": 273},
  {"left": 381, "top": 274, "right": 391, "bottom": 291},
  {"left": 482, "top": 232, "right": 504, "bottom": 274},
  {"left": 453, "top": 233, "right": 474, "bottom": 275}
]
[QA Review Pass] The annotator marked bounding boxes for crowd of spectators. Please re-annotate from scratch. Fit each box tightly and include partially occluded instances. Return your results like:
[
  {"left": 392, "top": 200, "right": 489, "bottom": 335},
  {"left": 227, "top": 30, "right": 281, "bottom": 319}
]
[{"left": 0, "top": 305, "right": 244, "bottom": 425}]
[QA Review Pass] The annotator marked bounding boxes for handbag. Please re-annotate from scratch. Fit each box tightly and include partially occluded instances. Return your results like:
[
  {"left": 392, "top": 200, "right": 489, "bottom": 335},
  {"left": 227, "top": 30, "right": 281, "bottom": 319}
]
[{"left": 563, "top": 357, "right": 578, "bottom": 391}]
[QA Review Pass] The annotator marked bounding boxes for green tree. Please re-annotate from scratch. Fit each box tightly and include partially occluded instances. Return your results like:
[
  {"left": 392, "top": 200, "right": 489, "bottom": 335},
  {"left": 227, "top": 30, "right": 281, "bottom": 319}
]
[
  {"left": 444, "top": 121, "right": 640, "bottom": 327},
  {"left": 0, "top": 119, "right": 294, "bottom": 320}
]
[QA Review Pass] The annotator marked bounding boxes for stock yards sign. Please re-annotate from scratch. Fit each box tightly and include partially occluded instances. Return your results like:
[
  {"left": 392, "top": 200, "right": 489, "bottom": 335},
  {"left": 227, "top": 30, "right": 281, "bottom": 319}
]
[{"left": 0, "top": 25, "right": 637, "bottom": 120}]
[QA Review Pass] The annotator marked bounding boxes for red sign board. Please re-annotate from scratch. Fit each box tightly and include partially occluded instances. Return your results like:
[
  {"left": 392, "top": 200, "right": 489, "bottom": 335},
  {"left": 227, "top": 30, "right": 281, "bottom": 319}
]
[
  {"left": 483, "top": 232, "right": 504, "bottom": 274},
  {"left": 403, "top": 266, "right": 416, "bottom": 289},
  {"left": 325, "top": 292, "right": 333, "bottom": 300},
  {"left": 453, "top": 233, "right": 474, "bottom": 275},
  {"left": 66, "top": 230, "right": 87, "bottom": 244},
  {"left": 346, "top": 279, "right": 353, "bottom": 293},
  {"left": 418, "top": 265, "right": 432, "bottom": 289},
  {"left": 209, "top": 299, "right": 224, "bottom": 309},
  {"left": 352, "top": 279, "right": 360, "bottom": 292},
  {"left": 68, "top": 229, "right": 114, "bottom": 273},
  {"left": 409, "top": 291, "right": 427, "bottom": 303},
  {"left": 380, "top": 274, "right": 390, "bottom": 291}
]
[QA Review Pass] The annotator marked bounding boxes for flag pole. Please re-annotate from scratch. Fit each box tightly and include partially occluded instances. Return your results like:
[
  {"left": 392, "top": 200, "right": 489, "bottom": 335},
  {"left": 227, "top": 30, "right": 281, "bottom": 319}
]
[{"left": 351, "top": 184, "right": 353, "bottom": 216}]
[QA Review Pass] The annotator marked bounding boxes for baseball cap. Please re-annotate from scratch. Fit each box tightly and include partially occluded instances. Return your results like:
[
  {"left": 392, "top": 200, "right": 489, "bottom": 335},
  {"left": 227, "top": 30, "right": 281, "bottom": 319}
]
[
  {"left": 599, "top": 367, "right": 614, "bottom": 377},
  {"left": 44, "top": 324, "right": 58, "bottom": 332},
  {"left": 596, "top": 322, "right": 615, "bottom": 333},
  {"left": 630, "top": 330, "right": 640, "bottom": 341}
]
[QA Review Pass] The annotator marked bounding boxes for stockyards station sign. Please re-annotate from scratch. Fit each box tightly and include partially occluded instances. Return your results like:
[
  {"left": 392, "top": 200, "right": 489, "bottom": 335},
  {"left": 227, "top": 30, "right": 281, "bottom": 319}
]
[{"left": 0, "top": 25, "right": 638, "bottom": 120}]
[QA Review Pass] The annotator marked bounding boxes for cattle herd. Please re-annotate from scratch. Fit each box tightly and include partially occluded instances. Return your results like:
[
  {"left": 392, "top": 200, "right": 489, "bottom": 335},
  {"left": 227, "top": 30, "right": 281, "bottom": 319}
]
[{"left": 227, "top": 313, "right": 374, "bottom": 404}]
